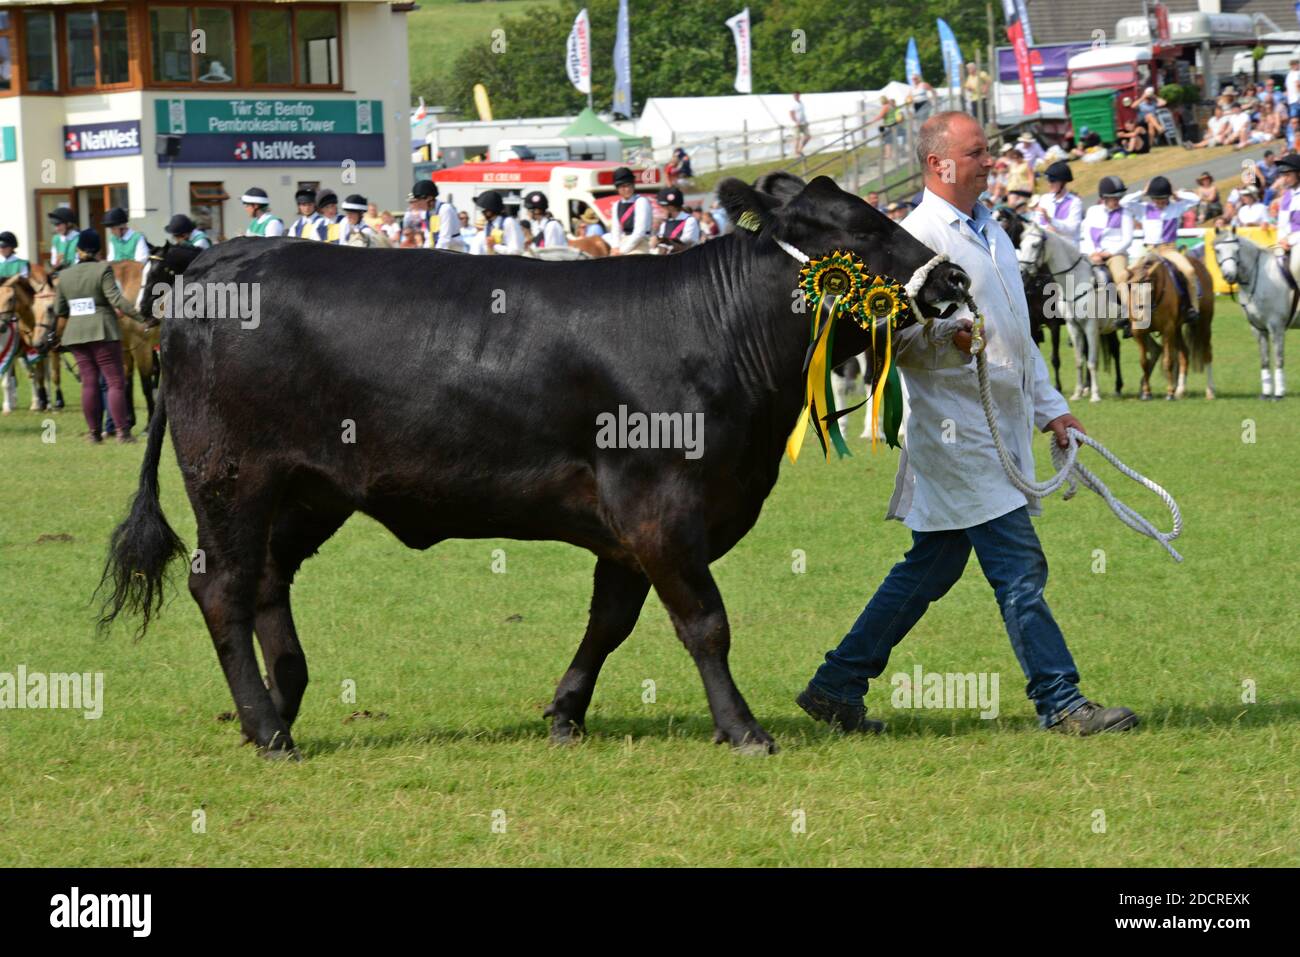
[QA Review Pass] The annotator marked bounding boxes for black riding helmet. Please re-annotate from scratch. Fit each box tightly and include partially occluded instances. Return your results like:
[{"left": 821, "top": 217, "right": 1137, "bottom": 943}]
[
  {"left": 76, "top": 229, "right": 102, "bottom": 255},
  {"left": 0, "top": 231, "right": 17, "bottom": 249},
  {"left": 476, "top": 190, "right": 505, "bottom": 215},
  {"left": 1045, "top": 161, "right": 1073, "bottom": 184},
  {"left": 164, "top": 214, "right": 196, "bottom": 235},
  {"left": 47, "top": 207, "right": 77, "bottom": 226},
  {"left": 523, "top": 190, "right": 549, "bottom": 211},
  {"left": 1273, "top": 153, "right": 1300, "bottom": 175},
  {"left": 410, "top": 179, "right": 438, "bottom": 201},
  {"left": 612, "top": 166, "right": 636, "bottom": 187},
  {"left": 657, "top": 187, "right": 685, "bottom": 208},
  {"left": 1144, "top": 176, "right": 1173, "bottom": 199},
  {"left": 101, "top": 207, "right": 129, "bottom": 227},
  {"left": 1098, "top": 175, "right": 1127, "bottom": 198}
]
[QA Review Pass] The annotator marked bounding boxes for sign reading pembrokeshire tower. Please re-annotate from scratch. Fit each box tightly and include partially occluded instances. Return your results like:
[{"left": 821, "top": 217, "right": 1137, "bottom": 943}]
[{"left": 154, "top": 99, "right": 385, "bottom": 166}]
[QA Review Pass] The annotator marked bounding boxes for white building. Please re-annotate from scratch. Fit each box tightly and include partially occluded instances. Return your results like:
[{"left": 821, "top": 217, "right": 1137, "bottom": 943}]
[{"left": 0, "top": 0, "right": 413, "bottom": 259}]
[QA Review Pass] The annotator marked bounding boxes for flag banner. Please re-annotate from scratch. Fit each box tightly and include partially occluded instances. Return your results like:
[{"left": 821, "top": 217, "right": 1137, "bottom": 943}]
[
  {"left": 613, "top": 0, "right": 633, "bottom": 118},
  {"left": 726, "top": 8, "right": 752, "bottom": 95},
  {"left": 937, "top": 19, "right": 963, "bottom": 94},
  {"left": 1003, "top": 0, "right": 1039, "bottom": 114},
  {"left": 906, "top": 36, "right": 922, "bottom": 85},
  {"left": 566, "top": 8, "right": 592, "bottom": 95}
]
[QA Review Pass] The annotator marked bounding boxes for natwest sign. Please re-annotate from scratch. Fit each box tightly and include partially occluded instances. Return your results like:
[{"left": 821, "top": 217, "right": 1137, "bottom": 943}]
[{"left": 63, "top": 120, "right": 141, "bottom": 159}]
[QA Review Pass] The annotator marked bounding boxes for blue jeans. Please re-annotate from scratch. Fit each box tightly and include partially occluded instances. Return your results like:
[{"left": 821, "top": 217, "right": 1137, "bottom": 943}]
[{"left": 809, "top": 506, "right": 1087, "bottom": 727}]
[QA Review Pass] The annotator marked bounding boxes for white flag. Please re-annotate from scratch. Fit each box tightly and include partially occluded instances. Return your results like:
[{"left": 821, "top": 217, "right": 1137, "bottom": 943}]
[
  {"left": 612, "top": 0, "right": 633, "bottom": 118},
  {"left": 566, "top": 8, "right": 592, "bottom": 95},
  {"left": 726, "top": 8, "right": 751, "bottom": 95}
]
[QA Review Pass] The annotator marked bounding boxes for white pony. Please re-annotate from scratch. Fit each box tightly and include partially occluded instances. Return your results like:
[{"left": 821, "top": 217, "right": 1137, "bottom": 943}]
[
  {"left": 1016, "top": 221, "right": 1123, "bottom": 403},
  {"left": 1212, "top": 229, "right": 1298, "bottom": 399}
]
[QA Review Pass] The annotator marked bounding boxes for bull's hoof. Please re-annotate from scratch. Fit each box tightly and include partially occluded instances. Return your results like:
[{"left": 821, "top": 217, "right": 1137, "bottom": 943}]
[
  {"left": 262, "top": 745, "right": 303, "bottom": 762},
  {"left": 713, "top": 726, "right": 778, "bottom": 755},
  {"left": 548, "top": 718, "right": 586, "bottom": 745}
]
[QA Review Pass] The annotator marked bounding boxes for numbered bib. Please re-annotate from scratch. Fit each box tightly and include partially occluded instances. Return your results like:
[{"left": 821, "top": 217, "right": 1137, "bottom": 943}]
[{"left": 69, "top": 297, "right": 96, "bottom": 317}]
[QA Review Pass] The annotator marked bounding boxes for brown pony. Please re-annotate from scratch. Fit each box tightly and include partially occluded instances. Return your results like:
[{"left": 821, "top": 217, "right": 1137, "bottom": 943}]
[
  {"left": 0, "top": 274, "right": 65, "bottom": 413},
  {"left": 18, "top": 267, "right": 66, "bottom": 411},
  {"left": 1126, "top": 251, "right": 1215, "bottom": 400},
  {"left": 109, "top": 260, "right": 162, "bottom": 424},
  {"left": 567, "top": 234, "right": 610, "bottom": 258}
]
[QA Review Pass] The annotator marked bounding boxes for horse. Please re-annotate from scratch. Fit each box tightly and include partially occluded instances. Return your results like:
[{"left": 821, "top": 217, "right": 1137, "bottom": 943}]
[
  {"left": 1126, "top": 250, "right": 1215, "bottom": 400},
  {"left": 26, "top": 266, "right": 65, "bottom": 411},
  {"left": 1212, "top": 229, "right": 1299, "bottom": 399},
  {"left": 0, "top": 276, "right": 43, "bottom": 413},
  {"left": 109, "top": 260, "right": 162, "bottom": 426},
  {"left": 567, "top": 234, "right": 610, "bottom": 258},
  {"left": 995, "top": 208, "right": 1071, "bottom": 392},
  {"left": 1017, "top": 220, "right": 1123, "bottom": 402}
]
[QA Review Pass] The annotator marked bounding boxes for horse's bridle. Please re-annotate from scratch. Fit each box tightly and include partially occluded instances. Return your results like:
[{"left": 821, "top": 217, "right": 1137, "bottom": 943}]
[
  {"left": 1213, "top": 235, "right": 1259, "bottom": 304},
  {"left": 1020, "top": 224, "right": 1089, "bottom": 306}
]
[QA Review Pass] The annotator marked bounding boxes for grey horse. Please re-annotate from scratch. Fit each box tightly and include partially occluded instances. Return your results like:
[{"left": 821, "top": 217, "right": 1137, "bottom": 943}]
[{"left": 1213, "top": 229, "right": 1299, "bottom": 399}]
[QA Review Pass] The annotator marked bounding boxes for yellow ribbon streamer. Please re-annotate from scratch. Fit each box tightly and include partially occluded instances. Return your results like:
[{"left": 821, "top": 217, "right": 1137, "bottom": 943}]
[{"left": 785, "top": 297, "right": 836, "bottom": 464}]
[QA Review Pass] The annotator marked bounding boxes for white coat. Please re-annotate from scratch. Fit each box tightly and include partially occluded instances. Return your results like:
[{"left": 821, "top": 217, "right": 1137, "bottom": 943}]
[{"left": 886, "top": 188, "right": 1070, "bottom": 532}]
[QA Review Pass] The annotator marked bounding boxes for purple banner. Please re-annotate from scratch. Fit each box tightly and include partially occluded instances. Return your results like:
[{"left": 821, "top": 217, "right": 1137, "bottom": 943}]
[
  {"left": 157, "top": 132, "right": 385, "bottom": 167},
  {"left": 997, "top": 42, "right": 1094, "bottom": 83},
  {"left": 64, "top": 120, "right": 141, "bottom": 159}
]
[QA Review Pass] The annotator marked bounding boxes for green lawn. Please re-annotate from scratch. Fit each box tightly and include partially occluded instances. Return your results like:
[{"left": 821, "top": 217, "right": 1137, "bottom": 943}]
[
  {"left": 0, "top": 301, "right": 1296, "bottom": 866},
  {"left": 409, "top": 0, "right": 559, "bottom": 105}
]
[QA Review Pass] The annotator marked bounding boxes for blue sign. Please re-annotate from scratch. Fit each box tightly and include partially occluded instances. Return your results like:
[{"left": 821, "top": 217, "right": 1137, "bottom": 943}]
[
  {"left": 158, "top": 133, "right": 385, "bottom": 167},
  {"left": 64, "top": 120, "right": 141, "bottom": 159}
]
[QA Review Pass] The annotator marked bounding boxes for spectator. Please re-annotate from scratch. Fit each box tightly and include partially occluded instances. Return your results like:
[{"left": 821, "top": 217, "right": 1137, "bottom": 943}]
[
  {"left": 1287, "top": 59, "right": 1300, "bottom": 121},
  {"left": 379, "top": 210, "right": 401, "bottom": 245},
  {"left": 1231, "top": 186, "right": 1271, "bottom": 227},
  {"left": 870, "top": 95, "right": 904, "bottom": 161},
  {"left": 699, "top": 210, "right": 719, "bottom": 240},
  {"left": 1222, "top": 102, "right": 1255, "bottom": 149},
  {"left": 962, "top": 62, "right": 991, "bottom": 122},
  {"left": 1135, "top": 87, "right": 1167, "bottom": 143},
  {"left": 709, "top": 198, "right": 731, "bottom": 235},
  {"left": 1016, "top": 131, "right": 1045, "bottom": 170},
  {"left": 1224, "top": 161, "right": 1263, "bottom": 219},
  {"left": 577, "top": 207, "right": 604, "bottom": 238},
  {"left": 1194, "top": 172, "right": 1222, "bottom": 222},
  {"left": 1068, "top": 126, "right": 1102, "bottom": 159},
  {"left": 1263, "top": 76, "right": 1286, "bottom": 112},
  {"left": 459, "top": 210, "right": 480, "bottom": 244},
  {"left": 399, "top": 226, "right": 420, "bottom": 248},
  {"left": 666, "top": 147, "right": 694, "bottom": 188},
  {"left": 1185, "top": 105, "right": 1227, "bottom": 149},
  {"left": 364, "top": 202, "right": 384, "bottom": 231},
  {"left": 790, "top": 92, "right": 811, "bottom": 157},
  {"left": 1003, "top": 147, "right": 1034, "bottom": 196},
  {"left": 1252, "top": 100, "right": 1282, "bottom": 145},
  {"left": 908, "top": 73, "right": 935, "bottom": 121},
  {"left": 866, "top": 190, "right": 883, "bottom": 211},
  {"left": 1258, "top": 149, "right": 1279, "bottom": 185}
]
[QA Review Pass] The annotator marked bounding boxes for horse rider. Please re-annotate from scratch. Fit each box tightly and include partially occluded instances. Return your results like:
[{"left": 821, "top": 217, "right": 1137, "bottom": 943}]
[
  {"left": 1270, "top": 153, "right": 1300, "bottom": 298},
  {"left": 652, "top": 186, "right": 700, "bottom": 252},
  {"left": 0, "top": 232, "right": 29, "bottom": 278},
  {"left": 288, "top": 187, "right": 323, "bottom": 239},
  {"left": 1121, "top": 176, "right": 1202, "bottom": 322},
  {"left": 1080, "top": 176, "right": 1136, "bottom": 335},
  {"left": 102, "top": 208, "right": 150, "bottom": 263},
  {"left": 608, "top": 167, "right": 652, "bottom": 255},
  {"left": 1033, "top": 161, "right": 1083, "bottom": 246},
  {"left": 409, "top": 180, "right": 465, "bottom": 251},
  {"left": 242, "top": 188, "right": 284, "bottom": 237},
  {"left": 47, "top": 207, "right": 80, "bottom": 271},
  {"left": 469, "top": 190, "right": 524, "bottom": 255},
  {"left": 163, "top": 214, "right": 212, "bottom": 250},
  {"left": 335, "top": 194, "right": 386, "bottom": 247},
  {"left": 48, "top": 229, "right": 146, "bottom": 444},
  {"left": 313, "top": 191, "right": 342, "bottom": 241},
  {"left": 523, "top": 190, "right": 567, "bottom": 251}
]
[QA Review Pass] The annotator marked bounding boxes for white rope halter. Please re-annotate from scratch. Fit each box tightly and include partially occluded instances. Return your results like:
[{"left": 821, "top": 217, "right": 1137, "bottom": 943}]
[{"left": 961, "top": 291, "right": 1183, "bottom": 562}]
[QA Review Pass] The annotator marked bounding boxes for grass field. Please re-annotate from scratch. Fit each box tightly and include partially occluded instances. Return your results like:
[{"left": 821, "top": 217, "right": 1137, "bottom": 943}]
[{"left": 0, "top": 299, "right": 1296, "bottom": 867}]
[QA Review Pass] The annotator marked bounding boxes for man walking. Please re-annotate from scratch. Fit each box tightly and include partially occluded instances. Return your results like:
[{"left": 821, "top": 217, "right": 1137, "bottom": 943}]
[{"left": 796, "top": 112, "right": 1138, "bottom": 737}]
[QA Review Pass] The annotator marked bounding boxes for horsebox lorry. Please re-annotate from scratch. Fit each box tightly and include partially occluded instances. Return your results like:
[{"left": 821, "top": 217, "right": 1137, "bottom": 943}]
[{"left": 428, "top": 160, "right": 667, "bottom": 237}]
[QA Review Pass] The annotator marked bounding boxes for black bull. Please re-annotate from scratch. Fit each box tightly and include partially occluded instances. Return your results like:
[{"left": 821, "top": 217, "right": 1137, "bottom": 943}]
[{"left": 100, "top": 173, "right": 969, "bottom": 756}]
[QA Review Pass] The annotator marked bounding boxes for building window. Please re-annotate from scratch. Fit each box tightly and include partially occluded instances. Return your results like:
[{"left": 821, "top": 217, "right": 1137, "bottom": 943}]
[
  {"left": 0, "top": 12, "right": 13, "bottom": 94},
  {"left": 150, "top": 6, "right": 234, "bottom": 85},
  {"left": 190, "top": 182, "right": 228, "bottom": 241},
  {"left": 296, "top": 8, "right": 340, "bottom": 86},
  {"left": 250, "top": 7, "right": 292, "bottom": 85},
  {"left": 23, "top": 11, "right": 57, "bottom": 92},
  {"left": 67, "top": 9, "right": 131, "bottom": 90}
]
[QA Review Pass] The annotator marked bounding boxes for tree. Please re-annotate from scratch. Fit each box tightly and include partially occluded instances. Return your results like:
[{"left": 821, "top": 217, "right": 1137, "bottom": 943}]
[{"left": 442, "top": 0, "right": 986, "bottom": 119}]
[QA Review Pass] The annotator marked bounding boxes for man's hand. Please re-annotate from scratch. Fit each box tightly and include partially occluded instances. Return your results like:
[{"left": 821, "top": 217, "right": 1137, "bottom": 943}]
[
  {"left": 1044, "top": 412, "right": 1086, "bottom": 449},
  {"left": 1089, "top": 252, "right": 1105, "bottom": 265},
  {"left": 952, "top": 318, "right": 975, "bottom": 355}
]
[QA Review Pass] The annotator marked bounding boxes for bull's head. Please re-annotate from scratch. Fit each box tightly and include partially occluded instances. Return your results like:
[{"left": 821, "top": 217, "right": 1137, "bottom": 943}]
[{"left": 716, "top": 172, "right": 970, "bottom": 327}]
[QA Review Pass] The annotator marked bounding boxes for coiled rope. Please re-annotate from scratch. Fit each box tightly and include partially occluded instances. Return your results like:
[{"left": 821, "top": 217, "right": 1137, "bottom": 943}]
[{"left": 964, "top": 292, "right": 1184, "bottom": 563}]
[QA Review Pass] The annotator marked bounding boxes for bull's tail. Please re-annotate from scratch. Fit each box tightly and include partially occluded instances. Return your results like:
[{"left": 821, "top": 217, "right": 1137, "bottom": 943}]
[{"left": 97, "top": 389, "right": 187, "bottom": 636}]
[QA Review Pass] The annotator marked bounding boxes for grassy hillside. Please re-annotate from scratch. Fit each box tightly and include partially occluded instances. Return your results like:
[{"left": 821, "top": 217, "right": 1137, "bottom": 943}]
[{"left": 408, "top": 0, "right": 560, "bottom": 108}]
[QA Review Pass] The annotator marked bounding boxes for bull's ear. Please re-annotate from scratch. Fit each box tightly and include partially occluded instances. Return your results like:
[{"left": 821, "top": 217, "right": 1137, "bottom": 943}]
[
  {"left": 753, "top": 171, "right": 806, "bottom": 205},
  {"left": 717, "top": 177, "right": 783, "bottom": 234}
]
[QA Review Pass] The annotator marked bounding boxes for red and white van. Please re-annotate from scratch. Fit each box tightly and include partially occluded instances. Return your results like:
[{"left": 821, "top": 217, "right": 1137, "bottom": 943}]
[{"left": 429, "top": 160, "right": 666, "bottom": 236}]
